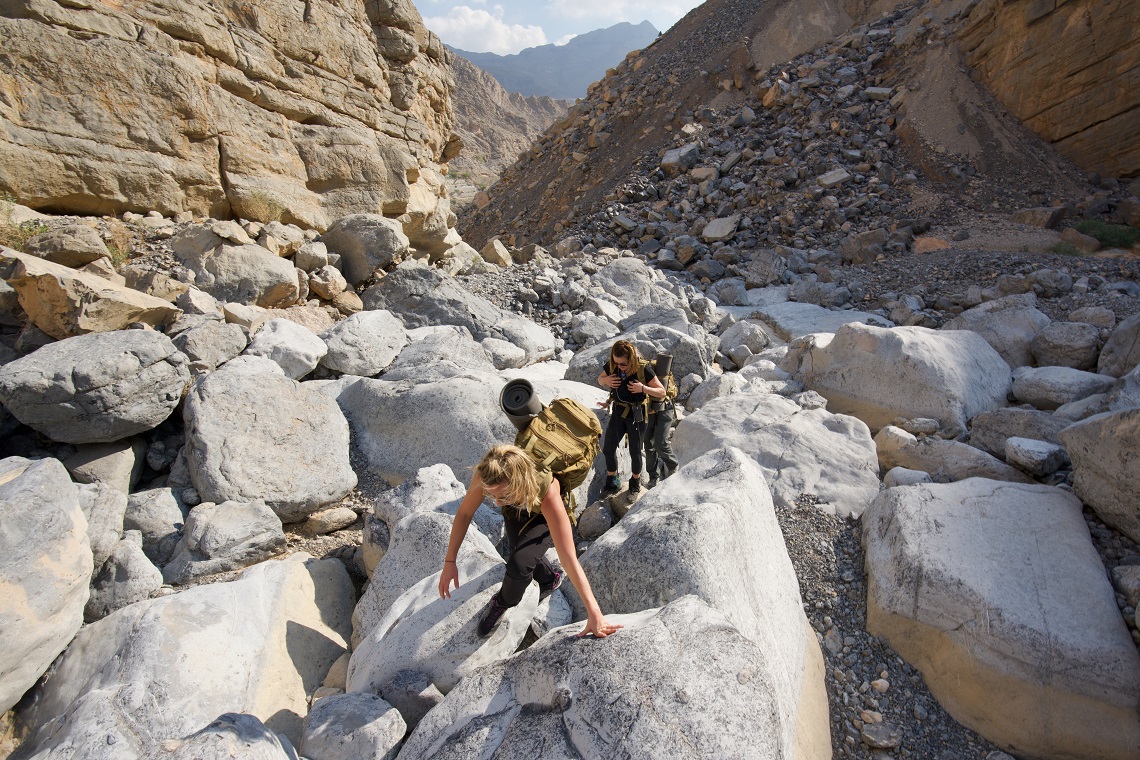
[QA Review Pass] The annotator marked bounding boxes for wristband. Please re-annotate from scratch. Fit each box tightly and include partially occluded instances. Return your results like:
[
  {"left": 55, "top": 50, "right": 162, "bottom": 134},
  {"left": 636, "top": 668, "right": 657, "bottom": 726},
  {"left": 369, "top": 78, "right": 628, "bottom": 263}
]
[{"left": 444, "top": 560, "right": 456, "bottom": 564}]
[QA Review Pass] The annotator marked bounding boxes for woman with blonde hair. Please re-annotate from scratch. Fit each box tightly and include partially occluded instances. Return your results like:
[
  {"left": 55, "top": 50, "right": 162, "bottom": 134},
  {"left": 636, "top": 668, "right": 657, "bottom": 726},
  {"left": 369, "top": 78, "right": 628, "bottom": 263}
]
[{"left": 438, "top": 444, "right": 623, "bottom": 639}]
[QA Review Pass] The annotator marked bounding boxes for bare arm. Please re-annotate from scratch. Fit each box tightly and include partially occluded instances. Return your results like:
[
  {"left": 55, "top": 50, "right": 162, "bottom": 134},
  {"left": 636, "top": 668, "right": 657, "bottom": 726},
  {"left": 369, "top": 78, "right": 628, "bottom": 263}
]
[
  {"left": 438, "top": 473, "right": 485, "bottom": 599},
  {"left": 541, "top": 481, "right": 623, "bottom": 638},
  {"left": 629, "top": 375, "right": 666, "bottom": 399}
]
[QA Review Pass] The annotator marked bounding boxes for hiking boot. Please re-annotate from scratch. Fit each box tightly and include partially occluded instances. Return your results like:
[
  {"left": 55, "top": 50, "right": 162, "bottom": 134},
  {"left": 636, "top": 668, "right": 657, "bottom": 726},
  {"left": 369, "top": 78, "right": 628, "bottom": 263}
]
[
  {"left": 628, "top": 477, "right": 643, "bottom": 495},
  {"left": 602, "top": 474, "right": 622, "bottom": 494},
  {"left": 538, "top": 570, "right": 563, "bottom": 598},
  {"left": 477, "top": 593, "right": 509, "bottom": 638},
  {"left": 645, "top": 476, "right": 658, "bottom": 489}
]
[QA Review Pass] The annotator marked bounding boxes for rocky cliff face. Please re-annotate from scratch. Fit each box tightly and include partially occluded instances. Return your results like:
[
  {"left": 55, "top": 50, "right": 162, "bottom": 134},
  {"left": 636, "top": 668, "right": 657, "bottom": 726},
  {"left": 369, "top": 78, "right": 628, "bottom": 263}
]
[
  {"left": 447, "top": 54, "right": 568, "bottom": 205},
  {"left": 458, "top": 0, "right": 1104, "bottom": 250},
  {"left": 957, "top": 0, "right": 1138, "bottom": 179},
  {"left": 0, "top": 0, "right": 458, "bottom": 230}
]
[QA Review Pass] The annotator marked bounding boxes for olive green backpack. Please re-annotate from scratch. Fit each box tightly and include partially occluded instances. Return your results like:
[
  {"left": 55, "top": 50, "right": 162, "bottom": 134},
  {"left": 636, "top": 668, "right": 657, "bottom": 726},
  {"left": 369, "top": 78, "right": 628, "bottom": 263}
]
[{"left": 514, "top": 397, "right": 603, "bottom": 523}]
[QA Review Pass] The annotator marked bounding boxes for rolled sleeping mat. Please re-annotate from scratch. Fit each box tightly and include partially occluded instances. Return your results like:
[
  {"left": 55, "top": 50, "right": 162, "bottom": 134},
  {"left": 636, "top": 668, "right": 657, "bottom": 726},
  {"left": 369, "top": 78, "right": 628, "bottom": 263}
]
[
  {"left": 500, "top": 379, "right": 544, "bottom": 431},
  {"left": 654, "top": 353, "right": 673, "bottom": 378}
]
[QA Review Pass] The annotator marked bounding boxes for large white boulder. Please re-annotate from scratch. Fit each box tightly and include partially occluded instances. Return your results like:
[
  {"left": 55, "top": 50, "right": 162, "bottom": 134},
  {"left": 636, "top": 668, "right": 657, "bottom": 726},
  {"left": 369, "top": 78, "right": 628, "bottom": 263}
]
[
  {"left": 352, "top": 510, "right": 501, "bottom": 647},
  {"left": 321, "top": 214, "right": 411, "bottom": 287},
  {"left": 873, "top": 427, "right": 1034, "bottom": 484},
  {"left": 301, "top": 692, "right": 405, "bottom": 760},
  {"left": 161, "top": 499, "right": 287, "bottom": 585},
  {"left": 590, "top": 257, "right": 682, "bottom": 313},
  {"left": 360, "top": 262, "right": 556, "bottom": 364},
  {"left": 173, "top": 241, "right": 299, "bottom": 308},
  {"left": 1060, "top": 408, "right": 1140, "bottom": 544},
  {"left": 242, "top": 318, "right": 328, "bottom": 379},
  {"left": 563, "top": 448, "right": 831, "bottom": 757},
  {"left": 1098, "top": 312, "right": 1140, "bottom": 378},
  {"left": 863, "top": 478, "right": 1140, "bottom": 759},
  {"left": 941, "top": 292, "right": 1050, "bottom": 368},
  {"left": 753, "top": 300, "right": 891, "bottom": 341},
  {"left": 1011, "top": 365, "right": 1117, "bottom": 410},
  {"left": 320, "top": 309, "right": 407, "bottom": 377},
  {"left": 672, "top": 394, "right": 879, "bottom": 516},
  {"left": 330, "top": 371, "right": 513, "bottom": 487},
  {"left": 16, "top": 555, "right": 354, "bottom": 755},
  {"left": 183, "top": 363, "right": 356, "bottom": 522},
  {"left": 786, "top": 323, "right": 1011, "bottom": 437},
  {"left": 0, "top": 457, "right": 92, "bottom": 715},
  {"left": 400, "top": 595, "right": 829, "bottom": 760},
  {"left": 0, "top": 330, "right": 190, "bottom": 444},
  {"left": 347, "top": 550, "right": 538, "bottom": 698}
]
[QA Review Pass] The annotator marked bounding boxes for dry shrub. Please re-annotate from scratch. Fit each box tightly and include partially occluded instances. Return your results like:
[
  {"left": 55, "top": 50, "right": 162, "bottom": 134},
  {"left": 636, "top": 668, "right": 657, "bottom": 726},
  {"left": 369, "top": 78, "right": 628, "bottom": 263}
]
[
  {"left": 242, "top": 191, "right": 285, "bottom": 224},
  {"left": 104, "top": 219, "right": 135, "bottom": 268}
]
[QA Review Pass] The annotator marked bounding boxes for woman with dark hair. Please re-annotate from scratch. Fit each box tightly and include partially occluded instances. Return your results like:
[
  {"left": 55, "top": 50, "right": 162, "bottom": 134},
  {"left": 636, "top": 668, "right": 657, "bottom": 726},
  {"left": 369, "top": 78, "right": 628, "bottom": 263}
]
[
  {"left": 596, "top": 339, "right": 667, "bottom": 495},
  {"left": 438, "top": 445, "right": 622, "bottom": 639}
]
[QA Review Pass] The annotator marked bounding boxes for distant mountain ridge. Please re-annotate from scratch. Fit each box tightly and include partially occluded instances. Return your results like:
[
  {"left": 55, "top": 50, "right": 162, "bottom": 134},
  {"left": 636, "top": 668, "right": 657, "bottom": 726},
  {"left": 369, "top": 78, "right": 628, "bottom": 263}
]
[{"left": 450, "top": 20, "right": 659, "bottom": 100}]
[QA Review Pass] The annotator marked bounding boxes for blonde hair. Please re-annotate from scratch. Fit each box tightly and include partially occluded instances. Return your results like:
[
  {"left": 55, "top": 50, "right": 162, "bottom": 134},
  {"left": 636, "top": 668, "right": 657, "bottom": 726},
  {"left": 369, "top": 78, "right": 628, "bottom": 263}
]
[
  {"left": 475, "top": 445, "right": 543, "bottom": 513},
  {"left": 609, "top": 339, "right": 642, "bottom": 369}
]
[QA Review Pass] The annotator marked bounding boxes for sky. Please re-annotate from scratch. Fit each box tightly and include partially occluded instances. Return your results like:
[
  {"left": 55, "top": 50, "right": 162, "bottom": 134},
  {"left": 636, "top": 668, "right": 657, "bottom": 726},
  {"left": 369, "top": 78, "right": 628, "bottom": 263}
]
[{"left": 417, "top": 1, "right": 706, "bottom": 55}]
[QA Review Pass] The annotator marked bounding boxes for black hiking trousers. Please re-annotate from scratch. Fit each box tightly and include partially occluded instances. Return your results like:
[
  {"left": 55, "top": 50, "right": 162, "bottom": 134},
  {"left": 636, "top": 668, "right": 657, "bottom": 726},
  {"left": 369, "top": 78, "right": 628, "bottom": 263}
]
[
  {"left": 645, "top": 404, "right": 678, "bottom": 479},
  {"left": 498, "top": 509, "right": 558, "bottom": 607},
  {"left": 602, "top": 408, "right": 647, "bottom": 476}
]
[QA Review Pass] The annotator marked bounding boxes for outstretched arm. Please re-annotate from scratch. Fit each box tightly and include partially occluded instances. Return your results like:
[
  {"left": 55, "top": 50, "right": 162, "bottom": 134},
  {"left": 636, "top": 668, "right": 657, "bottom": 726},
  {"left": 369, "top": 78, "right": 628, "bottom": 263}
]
[
  {"left": 438, "top": 473, "right": 484, "bottom": 599},
  {"left": 542, "top": 482, "right": 623, "bottom": 638}
]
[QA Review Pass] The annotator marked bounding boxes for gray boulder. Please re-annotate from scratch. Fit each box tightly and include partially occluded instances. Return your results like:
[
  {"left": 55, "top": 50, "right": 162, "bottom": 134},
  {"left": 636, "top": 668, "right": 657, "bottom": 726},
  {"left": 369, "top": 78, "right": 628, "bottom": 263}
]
[
  {"left": 16, "top": 555, "right": 353, "bottom": 755},
  {"left": 174, "top": 240, "right": 299, "bottom": 308},
  {"left": 561, "top": 448, "right": 831, "bottom": 757},
  {"left": 864, "top": 478, "right": 1140, "bottom": 759},
  {"left": 320, "top": 310, "right": 407, "bottom": 376},
  {"left": 874, "top": 426, "right": 1034, "bottom": 484},
  {"left": 329, "top": 372, "right": 514, "bottom": 486},
  {"left": 76, "top": 481, "right": 128, "bottom": 572},
  {"left": 166, "top": 713, "right": 298, "bottom": 760},
  {"left": 353, "top": 510, "right": 502, "bottom": 647},
  {"left": 243, "top": 318, "right": 328, "bottom": 380},
  {"left": 1030, "top": 321, "right": 1100, "bottom": 370},
  {"left": 124, "top": 487, "right": 187, "bottom": 566},
  {"left": 591, "top": 257, "right": 681, "bottom": 314},
  {"left": 382, "top": 325, "right": 496, "bottom": 382},
  {"left": 786, "top": 324, "right": 1011, "bottom": 437},
  {"left": 85, "top": 531, "right": 164, "bottom": 622},
  {"left": 162, "top": 500, "right": 287, "bottom": 585},
  {"left": 0, "top": 457, "right": 92, "bottom": 715},
  {"left": 63, "top": 437, "right": 146, "bottom": 494},
  {"left": 361, "top": 263, "right": 555, "bottom": 364},
  {"left": 1011, "top": 365, "right": 1116, "bottom": 410},
  {"left": 685, "top": 372, "right": 749, "bottom": 412},
  {"left": 0, "top": 330, "right": 190, "bottom": 444},
  {"left": 321, "top": 214, "right": 411, "bottom": 287},
  {"left": 348, "top": 556, "right": 538, "bottom": 697},
  {"left": 401, "top": 594, "right": 830, "bottom": 760},
  {"left": 301, "top": 692, "right": 404, "bottom": 760},
  {"left": 673, "top": 394, "right": 879, "bottom": 517},
  {"left": 967, "top": 407, "right": 1069, "bottom": 458},
  {"left": 942, "top": 293, "right": 1050, "bottom": 369},
  {"left": 183, "top": 364, "right": 357, "bottom": 522},
  {"left": 752, "top": 300, "right": 892, "bottom": 341},
  {"left": 1060, "top": 408, "right": 1140, "bottom": 544},
  {"left": 172, "top": 319, "right": 248, "bottom": 372},
  {"left": 1004, "top": 436, "right": 1069, "bottom": 477},
  {"left": 23, "top": 223, "right": 110, "bottom": 267},
  {"left": 1098, "top": 312, "right": 1140, "bottom": 378}
]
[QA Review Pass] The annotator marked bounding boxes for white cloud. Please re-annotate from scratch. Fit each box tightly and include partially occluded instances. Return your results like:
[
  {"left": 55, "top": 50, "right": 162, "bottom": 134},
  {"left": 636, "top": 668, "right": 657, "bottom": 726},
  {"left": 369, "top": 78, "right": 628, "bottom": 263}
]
[
  {"left": 547, "top": 0, "right": 703, "bottom": 27},
  {"left": 424, "top": 5, "right": 548, "bottom": 55},
  {"left": 554, "top": 33, "right": 577, "bottom": 46}
]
